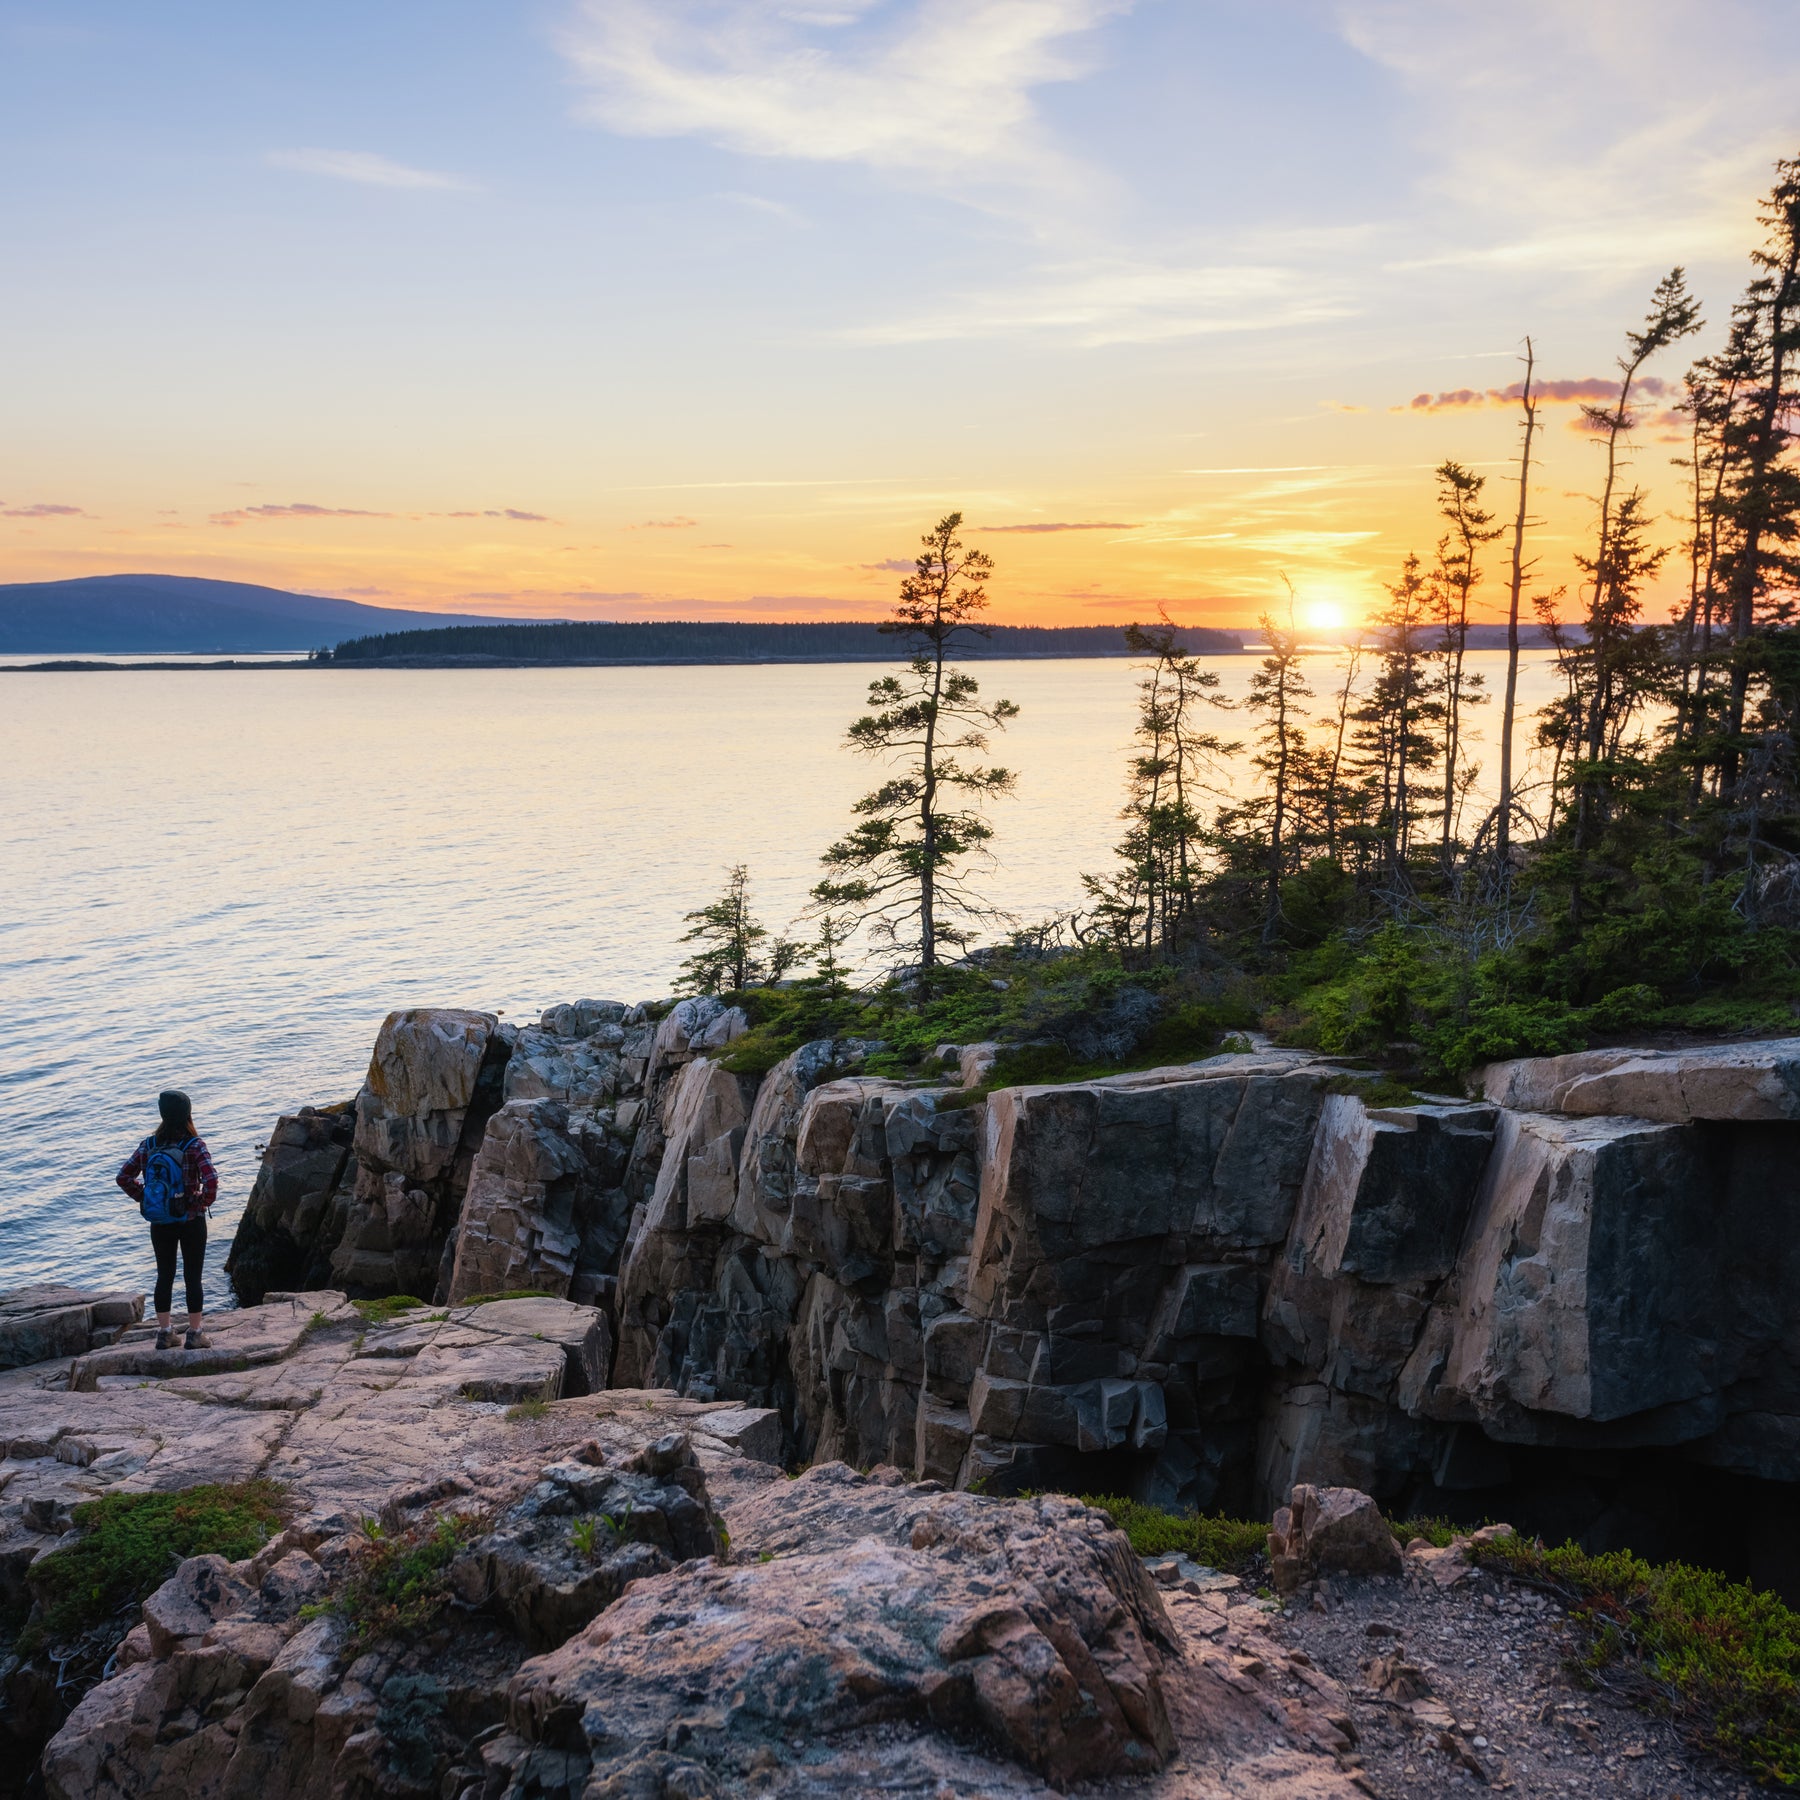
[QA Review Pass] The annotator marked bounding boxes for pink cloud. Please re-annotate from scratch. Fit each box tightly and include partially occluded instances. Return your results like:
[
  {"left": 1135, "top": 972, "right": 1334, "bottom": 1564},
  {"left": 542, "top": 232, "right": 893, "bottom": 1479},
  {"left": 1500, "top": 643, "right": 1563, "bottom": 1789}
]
[
  {"left": 210, "top": 502, "right": 392, "bottom": 525},
  {"left": 2, "top": 501, "right": 87, "bottom": 518},
  {"left": 1394, "top": 374, "right": 1677, "bottom": 414}
]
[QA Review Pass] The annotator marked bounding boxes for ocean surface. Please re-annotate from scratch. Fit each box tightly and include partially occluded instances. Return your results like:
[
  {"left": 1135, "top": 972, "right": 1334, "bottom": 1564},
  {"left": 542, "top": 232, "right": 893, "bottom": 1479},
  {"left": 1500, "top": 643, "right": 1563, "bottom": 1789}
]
[{"left": 0, "top": 652, "right": 1562, "bottom": 1311}]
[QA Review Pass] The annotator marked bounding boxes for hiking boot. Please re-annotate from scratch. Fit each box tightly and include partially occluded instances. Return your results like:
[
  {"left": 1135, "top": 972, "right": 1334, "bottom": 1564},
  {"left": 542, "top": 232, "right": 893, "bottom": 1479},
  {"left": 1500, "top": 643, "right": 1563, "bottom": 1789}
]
[
  {"left": 154, "top": 1328, "right": 176, "bottom": 1350},
  {"left": 182, "top": 1329, "right": 212, "bottom": 1351}
]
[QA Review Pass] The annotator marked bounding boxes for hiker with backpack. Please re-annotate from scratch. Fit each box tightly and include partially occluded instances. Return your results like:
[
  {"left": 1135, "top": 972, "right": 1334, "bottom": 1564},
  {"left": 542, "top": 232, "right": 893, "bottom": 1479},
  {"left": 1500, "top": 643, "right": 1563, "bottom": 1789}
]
[{"left": 115, "top": 1089, "right": 217, "bottom": 1350}]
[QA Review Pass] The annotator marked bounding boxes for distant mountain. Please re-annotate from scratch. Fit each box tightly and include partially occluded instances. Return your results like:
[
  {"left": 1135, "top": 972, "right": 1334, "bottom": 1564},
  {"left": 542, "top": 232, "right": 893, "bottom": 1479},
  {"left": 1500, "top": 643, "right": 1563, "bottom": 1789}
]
[{"left": 0, "top": 574, "right": 533, "bottom": 653}]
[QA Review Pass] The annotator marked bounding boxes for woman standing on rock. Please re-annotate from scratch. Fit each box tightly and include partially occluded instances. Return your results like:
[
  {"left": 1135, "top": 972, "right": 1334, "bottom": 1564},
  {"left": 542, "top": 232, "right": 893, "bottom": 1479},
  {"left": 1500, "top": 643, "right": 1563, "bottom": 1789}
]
[{"left": 115, "top": 1089, "right": 217, "bottom": 1350}]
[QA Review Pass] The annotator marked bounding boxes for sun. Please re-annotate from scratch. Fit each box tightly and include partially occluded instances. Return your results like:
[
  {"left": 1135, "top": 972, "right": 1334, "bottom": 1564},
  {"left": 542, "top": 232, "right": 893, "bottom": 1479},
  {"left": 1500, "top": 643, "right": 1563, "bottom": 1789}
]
[{"left": 1301, "top": 599, "right": 1347, "bottom": 632}]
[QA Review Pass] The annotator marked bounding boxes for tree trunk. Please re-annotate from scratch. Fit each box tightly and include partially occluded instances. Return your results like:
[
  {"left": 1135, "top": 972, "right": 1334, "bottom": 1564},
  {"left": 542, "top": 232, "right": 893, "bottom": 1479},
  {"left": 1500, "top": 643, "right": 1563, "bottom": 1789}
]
[{"left": 1498, "top": 340, "right": 1536, "bottom": 864}]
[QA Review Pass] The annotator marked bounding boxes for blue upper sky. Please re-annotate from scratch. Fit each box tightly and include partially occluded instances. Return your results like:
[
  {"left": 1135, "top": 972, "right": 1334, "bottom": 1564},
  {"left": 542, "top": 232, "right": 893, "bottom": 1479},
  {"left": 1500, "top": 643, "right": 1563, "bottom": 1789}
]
[{"left": 4, "top": 0, "right": 1797, "bottom": 623}]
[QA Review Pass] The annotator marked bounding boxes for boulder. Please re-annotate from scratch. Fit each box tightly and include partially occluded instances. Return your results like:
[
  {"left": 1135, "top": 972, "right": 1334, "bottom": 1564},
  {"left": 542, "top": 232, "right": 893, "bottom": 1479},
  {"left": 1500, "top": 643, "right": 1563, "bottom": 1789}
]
[
  {"left": 1481, "top": 1037, "right": 1800, "bottom": 1122},
  {"left": 1267, "top": 1483, "right": 1403, "bottom": 1593},
  {"left": 451, "top": 1432, "right": 725, "bottom": 1649},
  {"left": 507, "top": 1465, "right": 1178, "bottom": 1791},
  {"left": 444, "top": 1099, "right": 628, "bottom": 1305}
]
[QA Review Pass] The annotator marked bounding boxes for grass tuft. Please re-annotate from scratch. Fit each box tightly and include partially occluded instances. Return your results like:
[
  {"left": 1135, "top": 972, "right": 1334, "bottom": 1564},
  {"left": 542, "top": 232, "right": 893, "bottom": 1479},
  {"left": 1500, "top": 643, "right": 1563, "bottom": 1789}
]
[
  {"left": 23, "top": 1479, "right": 290, "bottom": 1648},
  {"left": 505, "top": 1397, "right": 550, "bottom": 1422},
  {"left": 462, "top": 1289, "right": 558, "bottom": 1306},
  {"left": 352, "top": 1295, "right": 428, "bottom": 1325},
  {"left": 1078, "top": 1495, "right": 1266, "bottom": 1571},
  {"left": 1473, "top": 1535, "right": 1800, "bottom": 1787},
  {"left": 1388, "top": 1514, "right": 1463, "bottom": 1548}
]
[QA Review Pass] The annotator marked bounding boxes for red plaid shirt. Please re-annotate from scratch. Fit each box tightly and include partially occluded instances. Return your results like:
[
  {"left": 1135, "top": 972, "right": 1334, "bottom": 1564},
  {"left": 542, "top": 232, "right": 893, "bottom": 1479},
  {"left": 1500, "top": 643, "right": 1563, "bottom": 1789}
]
[{"left": 117, "top": 1134, "right": 218, "bottom": 1215}]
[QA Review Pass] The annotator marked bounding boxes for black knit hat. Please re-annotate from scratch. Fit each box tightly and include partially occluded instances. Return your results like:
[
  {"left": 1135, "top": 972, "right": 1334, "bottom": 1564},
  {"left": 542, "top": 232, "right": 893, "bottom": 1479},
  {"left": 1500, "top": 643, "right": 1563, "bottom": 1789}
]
[{"left": 158, "top": 1090, "right": 193, "bottom": 1134}]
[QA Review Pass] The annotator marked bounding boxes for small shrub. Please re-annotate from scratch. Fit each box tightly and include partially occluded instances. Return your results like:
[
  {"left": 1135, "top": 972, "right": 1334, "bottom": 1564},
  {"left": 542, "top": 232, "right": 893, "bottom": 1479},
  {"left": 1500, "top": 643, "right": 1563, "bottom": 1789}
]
[
  {"left": 1078, "top": 1495, "right": 1265, "bottom": 1571},
  {"left": 1473, "top": 1535, "right": 1800, "bottom": 1787},
  {"left": 331, "top": 1514, "right": 484, "bottom": 1645},
  {"left": 24, "top": 1480, "right": 290, "bottom": 1647},
  {"left": 352, "top": 1295, "right": 427, "bottom": 1325},
  {"left": 1325, "top": 1072, "right": 1425, "bottom": 1109},
  {"left": 1388, "top": 1514, "right": 1461, "bottom": 1548}
]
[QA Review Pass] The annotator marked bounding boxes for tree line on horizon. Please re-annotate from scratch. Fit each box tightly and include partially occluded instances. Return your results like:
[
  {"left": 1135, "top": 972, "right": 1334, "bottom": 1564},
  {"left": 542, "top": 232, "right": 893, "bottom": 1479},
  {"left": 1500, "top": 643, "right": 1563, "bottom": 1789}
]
[
  {"left": 676, "top": 157, "right": 1800, "bottom": 1073},
  {"left": 320, "top": 617, "right": 1242, "bottom": 663}
]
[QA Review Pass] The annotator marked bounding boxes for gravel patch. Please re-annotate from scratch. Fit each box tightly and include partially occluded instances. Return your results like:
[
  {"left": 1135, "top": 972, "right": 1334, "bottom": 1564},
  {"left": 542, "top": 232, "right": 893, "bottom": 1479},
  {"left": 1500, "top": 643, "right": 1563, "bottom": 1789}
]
[{"left": 1256, "top": 1560, "right": 1757, "bottom": 1797}]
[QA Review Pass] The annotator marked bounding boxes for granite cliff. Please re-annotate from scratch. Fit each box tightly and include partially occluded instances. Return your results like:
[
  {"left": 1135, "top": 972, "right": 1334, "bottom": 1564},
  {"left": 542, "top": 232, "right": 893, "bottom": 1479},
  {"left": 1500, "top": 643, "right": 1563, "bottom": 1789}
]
[
  {"left": 227, "top": 1004, "right": 1800, "bottom": 1550},
  {"left": 2, "top": 1006, "right": 1796, "bottom": 1795}
]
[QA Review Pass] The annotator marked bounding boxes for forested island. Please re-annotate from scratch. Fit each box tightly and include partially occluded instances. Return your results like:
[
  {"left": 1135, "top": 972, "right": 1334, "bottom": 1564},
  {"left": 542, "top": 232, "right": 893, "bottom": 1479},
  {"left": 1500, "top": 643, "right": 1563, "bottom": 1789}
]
[{"left": 320, "top": 617, "right": 1244, "bottom": 663}]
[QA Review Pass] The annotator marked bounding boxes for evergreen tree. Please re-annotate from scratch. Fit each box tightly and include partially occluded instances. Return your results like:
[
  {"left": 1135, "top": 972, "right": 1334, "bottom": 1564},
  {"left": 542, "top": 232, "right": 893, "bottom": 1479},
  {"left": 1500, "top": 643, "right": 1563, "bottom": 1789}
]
[
  {"left": 1083, "top": 615, "right": 1235, "bottom": 957},
  {"left": 1243, "top": 611, "right": 1314, "bottom": 941},
  {"left": 677, "top": 864, "right": 796, "bottom": 994},
  {"left": 1350, "top": 556, "right": 1444, "bottom": 888},
  {"left": 812, "top": 513, "right": 1019, "bottom": 971},
  {"left": 1431, "top": 460, "right": 1499, "bottom": 868}
]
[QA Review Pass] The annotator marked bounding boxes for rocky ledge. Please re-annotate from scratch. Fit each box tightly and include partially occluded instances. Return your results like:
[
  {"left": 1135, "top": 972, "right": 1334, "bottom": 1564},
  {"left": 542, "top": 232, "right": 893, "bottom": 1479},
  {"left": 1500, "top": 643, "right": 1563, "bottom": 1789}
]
[
  {"left": 3, "top": 1290, "right": 1379, "bottom": 1799},
  {"left": 229, "top": 1003, "right": 1800, "bottom": 1582}
]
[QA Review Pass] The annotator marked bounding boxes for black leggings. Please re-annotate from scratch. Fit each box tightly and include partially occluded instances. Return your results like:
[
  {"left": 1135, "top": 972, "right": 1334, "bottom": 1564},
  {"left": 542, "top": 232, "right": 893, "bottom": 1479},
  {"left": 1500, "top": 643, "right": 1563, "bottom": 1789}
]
[{"left": 150, "top": 1217, "right": 207, "bottom": 1315}]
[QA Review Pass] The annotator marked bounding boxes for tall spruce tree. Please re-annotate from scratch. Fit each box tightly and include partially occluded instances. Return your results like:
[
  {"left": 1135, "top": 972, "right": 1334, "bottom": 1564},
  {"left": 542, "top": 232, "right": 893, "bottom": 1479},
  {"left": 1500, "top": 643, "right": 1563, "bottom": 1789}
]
[
  {"left": 1244, "top": 610, "right": 1314, "bottom": 941},
  {"left": 812, "top": 513, "right": 1019, "bottom": 971},
  {"left": 1083, "top": 615, "right": 1235, "bottom": 956},
  {"left": 1351, "top": 555, "right": 1445, "bottom": 887}
]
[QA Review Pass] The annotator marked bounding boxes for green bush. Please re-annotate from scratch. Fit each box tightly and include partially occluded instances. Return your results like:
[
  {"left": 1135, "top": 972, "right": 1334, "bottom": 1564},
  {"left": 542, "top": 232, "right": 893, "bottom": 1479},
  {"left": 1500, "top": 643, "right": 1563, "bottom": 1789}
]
[
  {"left": 1078, "top": 1495, "right": 1266, "bottom": 1571},
  {"left": 328, "top": 1513, "right": 485, "bottom": 1645},
  {"left": 1473, "top": 1535, "right": 1800, "bottom": 1787},
  {"left": 24, "top": 1480, "right": 290, "bottom": 1647}
]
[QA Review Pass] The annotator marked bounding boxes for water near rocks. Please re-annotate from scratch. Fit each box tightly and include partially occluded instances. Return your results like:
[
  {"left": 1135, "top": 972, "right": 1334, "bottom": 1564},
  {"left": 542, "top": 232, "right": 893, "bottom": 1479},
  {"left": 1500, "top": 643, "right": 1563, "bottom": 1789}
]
[{"left": 0, "top": 653, "right": 1563, "bottom": 1312}]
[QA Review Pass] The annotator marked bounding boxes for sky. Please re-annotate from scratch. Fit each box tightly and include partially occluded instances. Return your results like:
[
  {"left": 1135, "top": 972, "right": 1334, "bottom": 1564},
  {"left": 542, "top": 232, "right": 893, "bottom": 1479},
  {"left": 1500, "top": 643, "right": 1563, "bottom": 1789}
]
[{"left": 3, "top": 0, "right": 1798, "bottom": 630}]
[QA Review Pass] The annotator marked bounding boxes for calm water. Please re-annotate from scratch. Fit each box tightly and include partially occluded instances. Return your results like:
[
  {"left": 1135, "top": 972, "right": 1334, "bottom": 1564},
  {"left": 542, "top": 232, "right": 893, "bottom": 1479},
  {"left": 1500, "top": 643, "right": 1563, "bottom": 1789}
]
[{"left": 0, "top": 653, "right": 1562, "bottom": 1310}]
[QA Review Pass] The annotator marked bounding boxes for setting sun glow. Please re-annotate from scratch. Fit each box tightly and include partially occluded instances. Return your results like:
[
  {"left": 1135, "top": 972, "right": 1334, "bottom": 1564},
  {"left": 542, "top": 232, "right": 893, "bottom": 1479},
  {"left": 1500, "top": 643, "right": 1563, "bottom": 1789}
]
[{"left": 1302, "top": 600, "right": 1347, "bottom": 633}]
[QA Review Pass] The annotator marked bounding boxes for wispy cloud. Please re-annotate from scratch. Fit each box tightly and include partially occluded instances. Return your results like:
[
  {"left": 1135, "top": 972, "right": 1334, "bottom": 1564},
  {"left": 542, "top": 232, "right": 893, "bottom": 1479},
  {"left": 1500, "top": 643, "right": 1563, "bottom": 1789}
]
[
  {"left": 850, "top": 255, "right": 1353, "bottom": 347},
  {"left": 976, "top": 519, "right": 1136, "bottom": 533},
  {"left": 718, "top": 191, "right": 807, "bottom": 226},
  {"left": 442, "top": 508, "right": 553, "bottom": 522},
  {"left": 269, "top": 148, "right": 473, "bottom": 191},
  {"left": 861, "top": 558, "right": 914, "bottom": 573},
  {"left": 210, "top": 502, "right": 391, "bottom": 526},
  {"left": 627, "top": 515, "right": 699, "bottom": 529},
  {"left": 1337, "top": 0, "right": 1794, "bottom": 272},
  {"left": 1, "top": 501, "right": 86, "bottom": 518},
  {"left": 556, "top": 0, "right": 1128, "bottom": 192}
]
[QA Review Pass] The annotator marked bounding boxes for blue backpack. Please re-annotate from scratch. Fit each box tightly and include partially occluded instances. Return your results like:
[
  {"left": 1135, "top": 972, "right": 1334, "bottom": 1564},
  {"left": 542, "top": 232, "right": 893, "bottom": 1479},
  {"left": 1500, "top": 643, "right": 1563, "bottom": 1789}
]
[{"left": 139, "top": 1135, "right": 192, "bottom": 1224}]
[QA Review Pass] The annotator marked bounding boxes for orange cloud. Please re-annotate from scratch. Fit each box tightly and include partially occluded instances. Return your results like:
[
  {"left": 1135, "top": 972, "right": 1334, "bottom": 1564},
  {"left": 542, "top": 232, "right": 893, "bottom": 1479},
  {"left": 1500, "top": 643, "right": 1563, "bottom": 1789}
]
[{"left": 628, "top": 515, "right": 699, "bottom": 529}]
